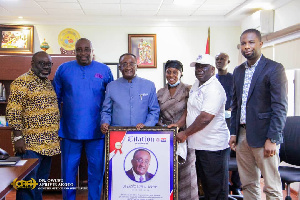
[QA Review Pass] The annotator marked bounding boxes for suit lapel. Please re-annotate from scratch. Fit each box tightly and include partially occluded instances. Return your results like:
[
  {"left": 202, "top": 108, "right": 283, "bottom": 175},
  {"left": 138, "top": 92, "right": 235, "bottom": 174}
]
[
  {"left": 237, "top": 64, "right": 246, "bottom": 103},
  {"left": 247, "top": 55, "right": 267, "bottom": 102}
]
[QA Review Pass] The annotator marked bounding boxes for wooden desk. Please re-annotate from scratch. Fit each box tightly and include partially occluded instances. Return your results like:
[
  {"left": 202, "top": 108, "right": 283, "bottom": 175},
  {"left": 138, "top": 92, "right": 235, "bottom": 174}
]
[{"left": 0, "top": 158, "right": 39, "bottom": 199}]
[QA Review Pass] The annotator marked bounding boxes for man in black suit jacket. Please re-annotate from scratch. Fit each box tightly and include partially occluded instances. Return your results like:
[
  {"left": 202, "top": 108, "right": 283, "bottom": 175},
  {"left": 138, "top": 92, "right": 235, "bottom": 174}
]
[
  {"left": 126, "top": 149, "right": 154, "bottom": 182},
  {"left": 229, "top": 29, "right": 288, "bottom": 199}
]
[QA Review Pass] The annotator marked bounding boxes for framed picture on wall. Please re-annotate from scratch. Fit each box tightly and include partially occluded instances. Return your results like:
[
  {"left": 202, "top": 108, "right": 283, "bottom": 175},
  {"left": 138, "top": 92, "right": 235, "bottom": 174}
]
[
  {"left": 104, "top": 126, "right": 178, "bottom": 200},
  {"left": 128, "top": 34, "right": 157, "bottom": 68},
  {"left": 0, "top": 25, "right": 34, "bottom": 54}
]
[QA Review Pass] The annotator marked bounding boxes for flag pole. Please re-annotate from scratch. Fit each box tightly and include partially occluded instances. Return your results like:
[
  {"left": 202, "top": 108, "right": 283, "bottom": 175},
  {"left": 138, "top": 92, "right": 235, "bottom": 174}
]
[{"left": 205, "top": 27, "right": 210, "bottom": 54}]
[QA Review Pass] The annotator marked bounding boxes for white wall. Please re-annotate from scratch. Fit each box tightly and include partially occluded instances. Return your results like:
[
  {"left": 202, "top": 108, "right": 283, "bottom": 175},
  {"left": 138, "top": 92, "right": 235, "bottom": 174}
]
[
  {"left": 34, "top": 25, "right": 240, "bottom": 89},
  {"left": 274, "top": 0, "right": 300, "bottom": 31},
  {"left": 241, "top": 0, "right": 300, "bottom": 33}
]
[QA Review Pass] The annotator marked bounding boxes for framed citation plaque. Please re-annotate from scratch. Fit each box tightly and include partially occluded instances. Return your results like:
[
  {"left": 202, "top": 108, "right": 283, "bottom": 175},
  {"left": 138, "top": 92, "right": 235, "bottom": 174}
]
[{"left": 104, "top": 127, "right": 178, "bottom": 200}]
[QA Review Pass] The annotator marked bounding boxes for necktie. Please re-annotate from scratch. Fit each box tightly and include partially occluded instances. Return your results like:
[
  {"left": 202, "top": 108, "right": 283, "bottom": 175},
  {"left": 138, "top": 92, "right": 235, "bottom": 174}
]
[{"left": 139, "top": 176, "right": 144, "bottom": 182}]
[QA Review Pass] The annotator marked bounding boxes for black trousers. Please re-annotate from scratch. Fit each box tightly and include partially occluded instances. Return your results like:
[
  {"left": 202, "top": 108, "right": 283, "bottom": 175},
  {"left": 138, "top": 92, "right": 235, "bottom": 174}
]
[
  {"left": 227, "top": 117, "right": 242, "bottom": 190},
  {"left": 230, "top": 150, "right": 242, "bottom": 189},
  {"left": 196, "top": 148, "right": 230, "bottom": 200}
]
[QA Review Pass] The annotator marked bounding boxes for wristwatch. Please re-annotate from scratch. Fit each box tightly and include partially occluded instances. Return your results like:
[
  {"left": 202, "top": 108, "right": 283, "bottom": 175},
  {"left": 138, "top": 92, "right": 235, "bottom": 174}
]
[
  {"left": 13, "top": 135, "right": 23, "bottom": 142},
  {"left": 269, "top": 138, "right": 277, "bottom": 143}
]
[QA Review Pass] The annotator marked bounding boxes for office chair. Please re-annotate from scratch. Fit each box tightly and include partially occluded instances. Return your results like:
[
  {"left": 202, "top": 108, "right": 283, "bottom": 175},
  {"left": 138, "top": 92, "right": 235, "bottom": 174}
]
[{"left": 279, "top": 116, "right": 300, "bottom": 200}]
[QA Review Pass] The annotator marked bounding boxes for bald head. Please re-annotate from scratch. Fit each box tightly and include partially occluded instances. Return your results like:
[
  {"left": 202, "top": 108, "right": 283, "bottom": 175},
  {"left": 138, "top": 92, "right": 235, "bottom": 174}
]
[
  {"left": 31, "top": 51, "right": 52, "bottom": 79},
  {"left": 76, "top": 38, "right": 92, "bottom": 48},
  {"left": 75, "top": 38, "right": 93, "bottom": 66},
  {"left": 32, "top": 51, "right": 49, "bottom": 61},
  {"left": 215, "top": 52, "right": 230, "bottom": 74}
]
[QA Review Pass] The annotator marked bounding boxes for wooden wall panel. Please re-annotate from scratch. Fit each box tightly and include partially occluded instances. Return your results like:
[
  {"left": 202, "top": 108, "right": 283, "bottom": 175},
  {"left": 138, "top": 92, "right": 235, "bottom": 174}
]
[
  {"left": 0, "top": 53, "right": 76, "bottom": 183},
  {"left": 0, "top": 54, "right": 75, "bottom": 80}
]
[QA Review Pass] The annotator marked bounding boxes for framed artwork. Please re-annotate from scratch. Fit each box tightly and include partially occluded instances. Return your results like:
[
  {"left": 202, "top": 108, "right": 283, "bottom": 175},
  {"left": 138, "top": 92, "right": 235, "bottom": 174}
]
[
  {"left": 104, "top": 62, "right": 120, "bottom": 79},
  {"left": 0, "top": 25, "right": 34, "bottom": 53},
  {"left": 104, "top": 127, "right": 178, "bottom": 200},
  {"left": 128, "top": 34, "right": 157, "bottom": 68}
]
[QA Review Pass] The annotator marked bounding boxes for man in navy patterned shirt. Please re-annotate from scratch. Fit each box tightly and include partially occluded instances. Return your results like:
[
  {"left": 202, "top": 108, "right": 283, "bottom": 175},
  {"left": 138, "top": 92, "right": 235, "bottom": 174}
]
[
  {"left": 229, "top": 29, "right": 288, "bottom": 199},
  {"left": 215, "top": 52, "right": 242, "bottom": 196}
]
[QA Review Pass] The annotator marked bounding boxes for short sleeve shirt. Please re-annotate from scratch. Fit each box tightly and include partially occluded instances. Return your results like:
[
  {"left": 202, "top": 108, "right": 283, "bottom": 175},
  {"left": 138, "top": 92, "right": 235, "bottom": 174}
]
[{"left": 186, "top": 76, "right": 229, "bottom": 151}]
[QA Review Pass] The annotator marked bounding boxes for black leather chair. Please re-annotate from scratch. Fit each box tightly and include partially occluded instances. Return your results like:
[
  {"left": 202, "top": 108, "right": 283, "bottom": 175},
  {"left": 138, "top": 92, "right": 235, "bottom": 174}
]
[{"left": 279, "top": 116, "right": 300, "bottom": 200}]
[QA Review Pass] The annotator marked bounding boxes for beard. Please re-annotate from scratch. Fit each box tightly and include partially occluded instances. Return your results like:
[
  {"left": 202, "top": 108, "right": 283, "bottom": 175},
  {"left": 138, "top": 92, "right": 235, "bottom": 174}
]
[
  {"left": 39, "top": 73, "right": 49, "bottom": 79},
  {"left": 242, "top": 50, "right": 255, "bottom": 60}
]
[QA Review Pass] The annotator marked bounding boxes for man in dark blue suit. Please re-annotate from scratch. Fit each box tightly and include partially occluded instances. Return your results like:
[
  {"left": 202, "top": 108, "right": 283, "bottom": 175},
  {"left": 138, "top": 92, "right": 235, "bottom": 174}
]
[
  {"left": 126, "top": 149, "right": 154, "bottom": 182},
  {"left": 229, "top": 29, "right": 288, "bottom": 199}
]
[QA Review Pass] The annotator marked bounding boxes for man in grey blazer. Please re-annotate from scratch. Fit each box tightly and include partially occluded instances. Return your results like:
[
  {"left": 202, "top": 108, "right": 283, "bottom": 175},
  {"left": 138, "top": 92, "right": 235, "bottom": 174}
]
[{"left": 229, "top": 29, "right": 288, "bottom": 199}]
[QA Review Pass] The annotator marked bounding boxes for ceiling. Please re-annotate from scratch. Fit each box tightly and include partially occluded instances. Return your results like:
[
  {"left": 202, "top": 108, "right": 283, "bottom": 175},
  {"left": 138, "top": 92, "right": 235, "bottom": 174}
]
[{"left": 0, "top": 0, "right": 293, "bottom": 26}]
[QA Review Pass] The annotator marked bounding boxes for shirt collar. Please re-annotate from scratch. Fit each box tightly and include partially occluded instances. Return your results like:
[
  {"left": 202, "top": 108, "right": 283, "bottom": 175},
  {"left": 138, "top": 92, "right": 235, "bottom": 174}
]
[
  {"left": 245, "top": 54, "right": 262, "bottom": 69},
  {"left": 132, "top": 168, "right": 145, "bottom": 181},
  {"left": 120, "top": 75, "right": 138, "bottom": 83},
  {"left": 78, "top": 60, "right": 94, "bottom": 68},
  {"left": 28, "top": 69, "right": 37, "bottom": 77},
  {"left": 160, "top": 82, "right": 184, "bottom": 104},
  {"left": 197, "top": 75, "right": 217, "bottom": 88},
  {"left": 28, "top": 69, "right": 48, "bottom": 83}
]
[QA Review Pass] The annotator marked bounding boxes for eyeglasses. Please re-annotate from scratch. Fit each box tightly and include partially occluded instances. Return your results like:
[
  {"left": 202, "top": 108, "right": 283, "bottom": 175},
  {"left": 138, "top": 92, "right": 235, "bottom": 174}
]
[
  {"left": 76, "top": 48, "right": 92, "bottom": 54},
  {"left": 134, "top": 158, "right": 149, "bottom": 165},
  {"left": 37, "top": 61, "right": 53, "bottom": 67},
  {"left": 120, "top": 62, "right": 137, "bottom": 68}
]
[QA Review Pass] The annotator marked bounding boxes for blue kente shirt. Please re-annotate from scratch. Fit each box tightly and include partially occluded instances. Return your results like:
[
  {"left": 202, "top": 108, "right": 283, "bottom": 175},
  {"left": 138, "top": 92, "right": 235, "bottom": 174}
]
[
  {"left": 53, "top": 60, "right": 114, "bottom": 139},
  {"left": 216, "top": 73, "right": 233, "bottom": 110},
  {"left": 101, "top": 76, "right": 160, "bottom": 127}
]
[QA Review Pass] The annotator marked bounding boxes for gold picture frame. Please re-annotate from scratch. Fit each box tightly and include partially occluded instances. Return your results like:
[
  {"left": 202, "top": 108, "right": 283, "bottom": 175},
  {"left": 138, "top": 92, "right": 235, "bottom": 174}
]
[
  {"left": 0, "top": 25, "right": 34, "bottom": 54},
  {"left": 128, "top": 34, "right": 157, "bottom": 68},
  {"left": 104, "top": 126, "right": 178, "bottom": 200}
]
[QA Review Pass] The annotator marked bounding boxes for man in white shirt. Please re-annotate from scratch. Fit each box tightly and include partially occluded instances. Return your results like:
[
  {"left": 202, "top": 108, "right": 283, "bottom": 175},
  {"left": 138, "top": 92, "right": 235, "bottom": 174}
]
[{"left": 176, "top": 54, "right": 230, "bottom": 199}]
